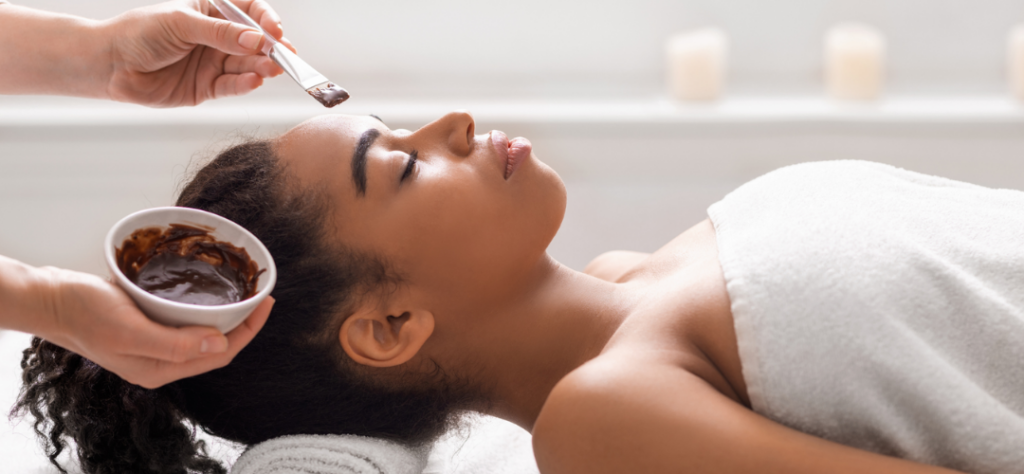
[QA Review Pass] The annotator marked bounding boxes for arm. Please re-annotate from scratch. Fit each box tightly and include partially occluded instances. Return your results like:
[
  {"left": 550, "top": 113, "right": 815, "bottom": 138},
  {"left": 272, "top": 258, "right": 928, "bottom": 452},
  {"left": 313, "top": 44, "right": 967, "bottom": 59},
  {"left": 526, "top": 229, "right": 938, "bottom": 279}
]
[
  {"left": 532, "top": 360, "right": 965, "bottom": 474},
  {"left": 0, "top": 3, "right": 110, "bottom": 98},
  {"left": 0, "top": 0, "right": 290, "bottom": 106},
  {"left": 583, "top": 250, "right": 651, "bottom": 283},
  {"left": 0, "top": 254, "right": 273, "bottom": 388}
]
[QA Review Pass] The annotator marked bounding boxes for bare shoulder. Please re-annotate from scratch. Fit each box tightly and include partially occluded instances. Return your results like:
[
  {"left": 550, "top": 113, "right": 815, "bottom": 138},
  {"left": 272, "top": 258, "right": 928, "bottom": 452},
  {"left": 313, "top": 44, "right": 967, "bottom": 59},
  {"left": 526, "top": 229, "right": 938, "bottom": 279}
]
[
  {"left": 531, "top": 355, "right": 962, "bottom": 474},
  {"left": 582, "top": 251, "right": 651, "bottom": 283},
  {"left": 531, "top": 356, "right": 718, "bottom": 474}
]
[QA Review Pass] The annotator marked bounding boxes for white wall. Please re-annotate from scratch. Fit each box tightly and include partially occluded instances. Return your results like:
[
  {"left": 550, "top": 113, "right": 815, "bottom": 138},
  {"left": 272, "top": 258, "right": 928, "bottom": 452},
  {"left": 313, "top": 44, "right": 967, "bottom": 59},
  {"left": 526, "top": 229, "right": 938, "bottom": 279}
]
[
  {"left": 4, "top": 0, "right": 1024, "bottom": 273},
  {"left": 15, "top": 0, "right": 1024, "bottom": 96},
  {"left": 4, "top": 105, "right": 1024, "bottom": 274}
]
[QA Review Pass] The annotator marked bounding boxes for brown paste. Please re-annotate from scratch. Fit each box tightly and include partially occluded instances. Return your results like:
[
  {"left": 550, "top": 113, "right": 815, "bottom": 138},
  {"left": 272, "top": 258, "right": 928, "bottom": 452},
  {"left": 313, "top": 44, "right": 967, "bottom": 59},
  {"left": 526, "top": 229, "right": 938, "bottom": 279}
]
[
  {"left": 309, "top": 82, "right": 350, "bottom": 108},
  {"left": 116, "top": 224, "right": 264, "bottom": 306}
]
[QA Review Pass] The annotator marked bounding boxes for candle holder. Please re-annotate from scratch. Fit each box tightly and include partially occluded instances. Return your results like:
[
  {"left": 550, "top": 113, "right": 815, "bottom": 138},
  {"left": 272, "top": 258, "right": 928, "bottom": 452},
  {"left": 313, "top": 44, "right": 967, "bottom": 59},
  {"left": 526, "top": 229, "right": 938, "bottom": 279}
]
[
  {"left": 1010, "top": 24, "right": 1024, "bottom": 101},
  {"left": 825, "top": 23, "right": 886, "bottom": 101},
  {"left": 666, "top": 28, "right": 728, "bottom": 101}
]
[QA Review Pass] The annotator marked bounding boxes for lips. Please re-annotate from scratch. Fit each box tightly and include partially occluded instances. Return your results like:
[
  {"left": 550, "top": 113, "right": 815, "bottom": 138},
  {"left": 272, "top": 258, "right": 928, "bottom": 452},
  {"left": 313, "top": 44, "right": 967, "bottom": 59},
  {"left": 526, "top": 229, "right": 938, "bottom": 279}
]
[{"left": 490, "top": 130, "right": 532, "bottom": 180}]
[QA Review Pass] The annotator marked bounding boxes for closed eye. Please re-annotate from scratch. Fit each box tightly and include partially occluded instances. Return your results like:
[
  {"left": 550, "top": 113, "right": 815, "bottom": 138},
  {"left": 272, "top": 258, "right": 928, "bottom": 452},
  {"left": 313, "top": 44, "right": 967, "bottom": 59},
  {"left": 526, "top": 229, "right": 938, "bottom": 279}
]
[{"left": 400, "top": 150, "right": 418, "bottom": 182}]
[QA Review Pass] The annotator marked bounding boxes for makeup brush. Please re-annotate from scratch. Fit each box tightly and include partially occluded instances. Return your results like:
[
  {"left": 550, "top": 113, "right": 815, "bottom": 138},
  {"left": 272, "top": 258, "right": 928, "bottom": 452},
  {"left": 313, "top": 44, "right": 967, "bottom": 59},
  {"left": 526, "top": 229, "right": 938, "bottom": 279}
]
[{"left": 208, "top": 0, "right": 349, "bottom": 107}]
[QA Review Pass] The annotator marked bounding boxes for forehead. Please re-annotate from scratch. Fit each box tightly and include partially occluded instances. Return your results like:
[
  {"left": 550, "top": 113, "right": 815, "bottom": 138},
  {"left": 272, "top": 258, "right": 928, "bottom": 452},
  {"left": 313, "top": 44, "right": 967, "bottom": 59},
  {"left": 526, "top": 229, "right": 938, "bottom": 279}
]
[
  {"left": 278, "top": 114, "right": 374, "bottom": 152},
  {"left": 275, "top": 114, "right": 380, "bottom": 188}
]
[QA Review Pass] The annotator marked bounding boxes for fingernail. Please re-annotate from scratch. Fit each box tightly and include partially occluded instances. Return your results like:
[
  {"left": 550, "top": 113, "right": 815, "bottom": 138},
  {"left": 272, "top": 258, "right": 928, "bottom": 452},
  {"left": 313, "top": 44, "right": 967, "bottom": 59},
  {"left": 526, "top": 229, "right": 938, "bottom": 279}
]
[
  {"left": 201, "top": 336, "right": 228, "bottom": 354},
  {"left": 238, "top": 30, "right": 263, "bottom": 51},
  {"left": 282, "top": 37, "right": 295, "bottom": 51}
]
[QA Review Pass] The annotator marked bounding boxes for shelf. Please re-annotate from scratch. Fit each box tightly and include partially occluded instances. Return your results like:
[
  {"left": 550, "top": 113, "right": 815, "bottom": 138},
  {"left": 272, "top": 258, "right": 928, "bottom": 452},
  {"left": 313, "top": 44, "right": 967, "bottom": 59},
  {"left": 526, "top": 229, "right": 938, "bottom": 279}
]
[{"left": 2, "top": 96, "right": 1024, "bottom": 129}]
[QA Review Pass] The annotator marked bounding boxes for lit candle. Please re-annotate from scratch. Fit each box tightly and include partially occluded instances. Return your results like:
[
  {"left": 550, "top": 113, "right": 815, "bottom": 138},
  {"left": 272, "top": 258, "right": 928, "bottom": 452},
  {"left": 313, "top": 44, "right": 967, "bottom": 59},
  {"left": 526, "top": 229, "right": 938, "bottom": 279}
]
[
  {"left": 1010, "top": 25, "right": 1024, "bottom": 100},
  {"left": 825, "top": 23, "right": 886, "bottom": 101},
  {"left": 666, "top": 28, "right": 728, "bottom": 101}
]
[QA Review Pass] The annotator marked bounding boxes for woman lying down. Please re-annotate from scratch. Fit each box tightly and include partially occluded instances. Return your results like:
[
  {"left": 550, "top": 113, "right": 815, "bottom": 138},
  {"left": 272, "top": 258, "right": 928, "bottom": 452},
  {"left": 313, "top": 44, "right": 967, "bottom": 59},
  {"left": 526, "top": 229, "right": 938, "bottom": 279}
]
[{"left": 15, "top": 111, "right": 1024, "bottom": 474}]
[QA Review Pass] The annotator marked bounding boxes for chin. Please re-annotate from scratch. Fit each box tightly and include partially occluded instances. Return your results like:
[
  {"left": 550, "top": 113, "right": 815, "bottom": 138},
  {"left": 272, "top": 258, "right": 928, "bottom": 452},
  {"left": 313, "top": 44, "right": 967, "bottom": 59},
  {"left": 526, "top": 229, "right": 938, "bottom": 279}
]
[{"left": 526, "top": 156, "right": 567, "bottom": 249}]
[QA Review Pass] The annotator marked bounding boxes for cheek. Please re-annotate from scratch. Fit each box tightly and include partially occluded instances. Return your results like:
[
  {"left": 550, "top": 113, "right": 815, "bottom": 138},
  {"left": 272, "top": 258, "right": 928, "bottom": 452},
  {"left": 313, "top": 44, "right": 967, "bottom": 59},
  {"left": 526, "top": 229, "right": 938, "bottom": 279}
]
[{"left": 398, "top": 166, "right": 563, "bottom": 298}]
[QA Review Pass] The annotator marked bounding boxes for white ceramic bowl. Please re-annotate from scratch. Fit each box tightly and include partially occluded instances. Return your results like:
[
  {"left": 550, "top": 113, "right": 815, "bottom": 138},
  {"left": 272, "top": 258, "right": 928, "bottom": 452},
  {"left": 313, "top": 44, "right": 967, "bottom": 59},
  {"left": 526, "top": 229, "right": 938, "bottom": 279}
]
[{"left": 105, "top": 207, "right": 277, "bottom": 333}]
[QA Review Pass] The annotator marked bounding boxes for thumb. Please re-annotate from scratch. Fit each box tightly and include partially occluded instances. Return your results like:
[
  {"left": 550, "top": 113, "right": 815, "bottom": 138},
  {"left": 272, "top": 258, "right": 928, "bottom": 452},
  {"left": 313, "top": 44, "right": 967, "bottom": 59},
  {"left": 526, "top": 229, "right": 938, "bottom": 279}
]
[{"left": 171, "top": 11, "right": 265, "bottom": 56}]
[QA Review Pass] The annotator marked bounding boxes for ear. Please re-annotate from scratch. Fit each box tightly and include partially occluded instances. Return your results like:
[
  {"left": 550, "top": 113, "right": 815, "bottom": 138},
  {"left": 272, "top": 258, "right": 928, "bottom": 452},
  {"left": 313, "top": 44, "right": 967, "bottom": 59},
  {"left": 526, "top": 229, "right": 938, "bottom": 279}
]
[{"left": 339, "top": 302, "right": 435, "bottom": 368}]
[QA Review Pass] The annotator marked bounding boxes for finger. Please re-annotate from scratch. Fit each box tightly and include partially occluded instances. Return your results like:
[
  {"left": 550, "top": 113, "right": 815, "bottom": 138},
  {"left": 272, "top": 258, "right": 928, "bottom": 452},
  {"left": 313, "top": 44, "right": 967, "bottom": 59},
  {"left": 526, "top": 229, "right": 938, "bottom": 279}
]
[
  {"left": 126, "top": 350, "right": 230, "bottom": 388},
  {"left": 224, "top": 55, "right": 283, "bottom": 78},
  {"left": 212, "top": 72, "right": 264, "bottom": 98},
  {"left": 120, "top": 317, "right": 226, "bottom": 364},
  {"left": 125, "top": 297, "right": 275, "bottom": 388},
  {"left": 210, "top": 1, "right": 285, "bottom": 41},
  {"left": 279, "top": 36, "right": 297, "bottom": 54},
  {"left": 203, "top": 0, "right": 282, "bottom": 39},
  {"left": 118, "top": 353, "right": 228, "bottom": 389},
  {"left": 155, "top": 296, "right": 272, "bottom": 365},
  {"left": 245, "top": 0, "right": 285, "bottom": 41},
  {"left": 204, "top": 296, "right": 275, "bottom": 371},
  {"left": 172, "top": 9, "right": 266, "bottom": 56},
  {"left": 224, "top": 296, "right": 275, "bottom": 351}
]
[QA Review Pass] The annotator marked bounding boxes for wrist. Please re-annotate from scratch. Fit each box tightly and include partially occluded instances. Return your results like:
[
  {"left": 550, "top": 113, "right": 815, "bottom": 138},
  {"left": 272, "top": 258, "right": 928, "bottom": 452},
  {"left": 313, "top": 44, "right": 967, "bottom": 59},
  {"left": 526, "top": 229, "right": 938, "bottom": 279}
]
[
  {"left": 61, "top": 15, "right": 114, "bottom": 100},
  {"left": 0, "top": 256, "right": 59, "bottom": 337},
  {"left": 0, "top": 6, "right": 112, "bottom": 98}
]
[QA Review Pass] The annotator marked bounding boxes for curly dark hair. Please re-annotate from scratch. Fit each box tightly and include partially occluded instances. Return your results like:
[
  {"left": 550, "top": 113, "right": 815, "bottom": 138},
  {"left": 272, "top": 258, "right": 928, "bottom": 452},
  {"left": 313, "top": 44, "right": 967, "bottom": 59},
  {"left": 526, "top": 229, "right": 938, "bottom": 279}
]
[{"left": 12, "top": 139, "right": 487, "bottom": 474}]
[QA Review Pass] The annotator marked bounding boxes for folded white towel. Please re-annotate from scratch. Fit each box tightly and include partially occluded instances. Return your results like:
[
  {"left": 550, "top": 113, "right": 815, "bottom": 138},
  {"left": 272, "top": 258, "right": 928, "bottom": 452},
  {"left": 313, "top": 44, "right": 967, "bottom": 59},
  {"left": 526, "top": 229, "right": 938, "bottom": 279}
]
[
  {"left": 426, "top": 415, "right": 539, "bottom": 474},
  {"left": 229, "top": 434, "right": 430, "bottom": 474}
]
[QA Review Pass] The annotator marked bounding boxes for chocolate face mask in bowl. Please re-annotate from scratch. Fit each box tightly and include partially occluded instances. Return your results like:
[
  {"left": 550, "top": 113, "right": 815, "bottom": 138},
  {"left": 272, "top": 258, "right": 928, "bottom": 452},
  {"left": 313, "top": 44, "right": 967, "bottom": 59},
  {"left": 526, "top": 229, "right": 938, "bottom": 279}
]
[
  {"left": 105, "top": 207, "right": 277, "bottom": 333},
  {"left": 116, "top": 224, "right": 264, "bottom": 306}
]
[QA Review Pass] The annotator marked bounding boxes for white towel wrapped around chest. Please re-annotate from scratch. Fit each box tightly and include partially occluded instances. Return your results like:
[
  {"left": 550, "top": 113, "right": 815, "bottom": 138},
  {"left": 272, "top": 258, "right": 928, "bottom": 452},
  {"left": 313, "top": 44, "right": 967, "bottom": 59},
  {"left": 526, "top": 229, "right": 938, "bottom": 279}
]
[{"left": 708, "top": 161, "right": 1024, "bottom": 474}]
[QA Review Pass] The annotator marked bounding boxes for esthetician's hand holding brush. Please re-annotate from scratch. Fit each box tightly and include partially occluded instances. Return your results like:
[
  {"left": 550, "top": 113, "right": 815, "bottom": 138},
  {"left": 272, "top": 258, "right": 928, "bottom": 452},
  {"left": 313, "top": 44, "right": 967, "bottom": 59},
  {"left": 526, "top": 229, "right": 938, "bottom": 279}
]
[{"left": 0, "top": 0, "right": 295, "bottom": 106}]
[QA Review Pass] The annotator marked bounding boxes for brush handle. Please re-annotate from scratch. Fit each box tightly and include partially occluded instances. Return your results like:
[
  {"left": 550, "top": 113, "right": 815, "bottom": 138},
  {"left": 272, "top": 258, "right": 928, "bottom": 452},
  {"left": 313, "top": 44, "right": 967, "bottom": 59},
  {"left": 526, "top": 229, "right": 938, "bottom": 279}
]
[
  {"left": 207, "top": 0, "right": 337, "bottom": 97},
  {"left": 208, "top": 0, "right": 278, "bottom": 55}
]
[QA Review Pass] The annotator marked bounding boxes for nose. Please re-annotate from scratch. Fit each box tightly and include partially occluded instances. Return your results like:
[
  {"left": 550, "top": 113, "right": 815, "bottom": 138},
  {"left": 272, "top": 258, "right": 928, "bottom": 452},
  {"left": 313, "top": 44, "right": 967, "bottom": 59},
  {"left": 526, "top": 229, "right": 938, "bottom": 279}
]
[{"left": 412, "top": 110, "right": 476, "bottom": 157}]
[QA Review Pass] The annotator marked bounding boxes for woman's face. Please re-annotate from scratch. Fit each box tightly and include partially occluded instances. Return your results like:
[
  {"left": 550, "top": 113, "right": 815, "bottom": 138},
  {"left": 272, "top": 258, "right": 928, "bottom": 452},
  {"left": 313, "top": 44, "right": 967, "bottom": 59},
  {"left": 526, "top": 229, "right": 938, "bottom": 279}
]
[{"left": 275, "top": 111, "right": 566, "bottom": 315}]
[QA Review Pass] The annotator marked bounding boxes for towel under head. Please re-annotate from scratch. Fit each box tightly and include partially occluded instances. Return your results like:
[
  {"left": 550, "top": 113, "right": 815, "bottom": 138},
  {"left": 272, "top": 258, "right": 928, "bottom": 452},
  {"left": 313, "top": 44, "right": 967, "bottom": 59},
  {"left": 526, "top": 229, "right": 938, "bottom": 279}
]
[{"left": 230, "top": 434, "right": 430, "bottom": 474}]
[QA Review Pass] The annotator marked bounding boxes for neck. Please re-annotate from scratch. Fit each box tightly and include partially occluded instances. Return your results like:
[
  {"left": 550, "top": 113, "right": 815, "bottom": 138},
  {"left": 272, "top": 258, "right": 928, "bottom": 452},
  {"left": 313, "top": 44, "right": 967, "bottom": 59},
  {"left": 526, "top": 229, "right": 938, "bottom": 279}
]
[{"left": 456, "top": 255, "right": 637, "bottom": 431}]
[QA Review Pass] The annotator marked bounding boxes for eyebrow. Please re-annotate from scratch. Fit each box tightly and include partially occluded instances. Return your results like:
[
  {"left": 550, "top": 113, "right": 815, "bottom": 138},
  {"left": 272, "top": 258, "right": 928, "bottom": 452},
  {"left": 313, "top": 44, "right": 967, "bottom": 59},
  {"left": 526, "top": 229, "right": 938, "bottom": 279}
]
[{"left": 351, "top": 128, "right": 381, "bottom": 196}]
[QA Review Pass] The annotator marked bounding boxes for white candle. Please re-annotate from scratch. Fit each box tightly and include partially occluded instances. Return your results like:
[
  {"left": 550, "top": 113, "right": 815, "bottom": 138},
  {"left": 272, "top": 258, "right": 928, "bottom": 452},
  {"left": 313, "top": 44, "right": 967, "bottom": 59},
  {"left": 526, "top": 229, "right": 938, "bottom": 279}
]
[
  {"left": 666, "top": 28, "right": 728, "bottom": 101},
  {"left": 825, "top": 23, "right": 886, "bottom": 101},
  {"left": 1009, "top": 25, "right": 1024, "bottom": 100}
]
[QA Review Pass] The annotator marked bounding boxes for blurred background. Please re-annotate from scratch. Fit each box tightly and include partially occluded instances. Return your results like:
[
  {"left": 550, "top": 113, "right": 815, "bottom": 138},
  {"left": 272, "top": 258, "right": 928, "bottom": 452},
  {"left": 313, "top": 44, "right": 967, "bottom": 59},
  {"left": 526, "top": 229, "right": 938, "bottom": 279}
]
[
  {"left": 3, "top": 0, "right": 1024, "bottom": 276},
  {"left": 3, "top": 1, "right": 1024, "bottom": 470}
]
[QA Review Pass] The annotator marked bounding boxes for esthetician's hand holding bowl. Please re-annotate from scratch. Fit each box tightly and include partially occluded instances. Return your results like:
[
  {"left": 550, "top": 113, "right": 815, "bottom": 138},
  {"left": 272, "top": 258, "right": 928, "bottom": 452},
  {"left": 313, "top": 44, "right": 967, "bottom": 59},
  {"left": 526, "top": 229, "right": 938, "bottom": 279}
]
[
  {"left": 82, "top": 206, "right": 279, "bottom": 389},
  {"left": 31, "top": 266, "right": 274, "bottom": 389}
]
